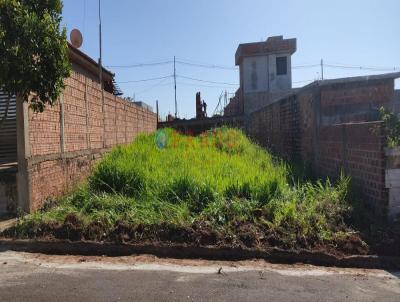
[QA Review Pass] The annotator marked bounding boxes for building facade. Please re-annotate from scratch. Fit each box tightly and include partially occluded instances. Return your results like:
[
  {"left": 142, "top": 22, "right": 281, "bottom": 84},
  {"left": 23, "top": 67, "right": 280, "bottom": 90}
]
[{"left": 235, "top": 36, "right": 297, "bottom": 114}]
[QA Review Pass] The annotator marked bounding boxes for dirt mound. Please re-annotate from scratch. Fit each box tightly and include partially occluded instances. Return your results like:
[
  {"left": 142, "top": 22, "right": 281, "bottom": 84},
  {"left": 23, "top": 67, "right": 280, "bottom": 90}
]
[{"left": 2, "top": 218, "right": 372, "bottom": 256}]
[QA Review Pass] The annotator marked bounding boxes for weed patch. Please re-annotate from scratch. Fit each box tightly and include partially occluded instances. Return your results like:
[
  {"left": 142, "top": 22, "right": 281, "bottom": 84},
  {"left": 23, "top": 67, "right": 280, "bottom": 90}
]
[{"left": 4, "top": 128, "right": 368, "bottom": 255}]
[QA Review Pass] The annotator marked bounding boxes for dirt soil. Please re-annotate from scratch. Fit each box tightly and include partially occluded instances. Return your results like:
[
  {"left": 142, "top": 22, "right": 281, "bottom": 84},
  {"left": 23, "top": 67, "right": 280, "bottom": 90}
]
[{"left": 2, "top": 213, "right": 375, "bottom": 258}]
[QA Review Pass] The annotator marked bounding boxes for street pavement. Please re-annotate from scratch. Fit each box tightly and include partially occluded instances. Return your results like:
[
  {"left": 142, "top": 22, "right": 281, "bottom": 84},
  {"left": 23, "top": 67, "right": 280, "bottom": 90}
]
[{"left": 0, "top": 250, "right": 399, "bottom": 301}]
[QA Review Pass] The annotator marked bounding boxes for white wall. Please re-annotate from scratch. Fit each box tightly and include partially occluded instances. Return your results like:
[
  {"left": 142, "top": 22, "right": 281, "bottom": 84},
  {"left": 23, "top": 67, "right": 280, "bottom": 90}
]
[
  {"left": 242, "top": 56, "right": 268, "bottom": 93},
  {"left": 242, "top": 53, "right": 292, "bottom": 94}
]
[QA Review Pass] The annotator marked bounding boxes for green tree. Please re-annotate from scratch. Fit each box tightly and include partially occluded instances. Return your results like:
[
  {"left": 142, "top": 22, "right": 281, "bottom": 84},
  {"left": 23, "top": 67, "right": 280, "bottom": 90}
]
[{"left": 0, "top": 0, "right": 71, "bottom": 112}]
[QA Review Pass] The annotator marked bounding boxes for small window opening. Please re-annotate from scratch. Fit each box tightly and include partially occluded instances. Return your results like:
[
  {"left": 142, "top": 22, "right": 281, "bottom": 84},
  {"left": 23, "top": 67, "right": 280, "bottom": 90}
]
[{"left": 276, "top": 57, "right": 287, "bottom": 76}]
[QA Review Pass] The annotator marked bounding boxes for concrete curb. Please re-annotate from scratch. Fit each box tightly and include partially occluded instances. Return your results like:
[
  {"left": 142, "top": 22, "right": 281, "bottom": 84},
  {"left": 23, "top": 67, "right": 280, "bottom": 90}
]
[{"left": 0, "top": 239, "right": 399, "bottom": 270}]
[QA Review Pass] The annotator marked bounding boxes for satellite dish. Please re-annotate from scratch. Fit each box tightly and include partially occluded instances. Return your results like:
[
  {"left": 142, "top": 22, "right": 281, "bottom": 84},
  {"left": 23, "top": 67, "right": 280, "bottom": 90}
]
[{"left": 70, "top": 29, "right": 83, "bottom": 48}]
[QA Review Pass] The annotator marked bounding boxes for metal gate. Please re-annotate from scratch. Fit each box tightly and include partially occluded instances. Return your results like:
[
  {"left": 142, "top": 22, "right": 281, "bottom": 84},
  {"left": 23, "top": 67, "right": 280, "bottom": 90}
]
[{"left": 0, "top": 90, "right": 17, "bottom": 166}]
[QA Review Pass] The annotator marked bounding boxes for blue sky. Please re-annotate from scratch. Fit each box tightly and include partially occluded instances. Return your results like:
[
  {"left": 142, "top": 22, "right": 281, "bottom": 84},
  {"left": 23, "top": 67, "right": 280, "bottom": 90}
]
[{"left": 62, "top": 0, "right": 400, "bottom": 119}]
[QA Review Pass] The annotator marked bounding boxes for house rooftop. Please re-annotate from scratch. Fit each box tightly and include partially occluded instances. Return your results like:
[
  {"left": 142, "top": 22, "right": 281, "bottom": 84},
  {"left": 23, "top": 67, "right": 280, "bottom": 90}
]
[
  {"left": 68, "top": 42, "right": 123, "bottom": 95},
  {"left": 303, "top": 72, "right": 400, "bottom": 89},
  {"left": 235, "top": 36, "right": 297, "bottom": 65},
  {"left": 251, "top": 72, "right": 400, "bottom": 115},
  {"left": 68, "top": 42, "right": 114, "bottom": 80}
]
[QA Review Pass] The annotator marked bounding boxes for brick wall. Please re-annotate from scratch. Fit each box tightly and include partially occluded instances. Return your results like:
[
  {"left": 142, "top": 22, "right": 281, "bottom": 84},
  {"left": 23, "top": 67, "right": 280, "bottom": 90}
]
[
  {"left": 320, "top": 80, "right": 394, "bottom": 125},
  {"left": 247, "top": 94, "right": 299, "bottom": 159},
  {"left": 247, "top": 78, "right": 394, "bottom": 215},
  {"left": 26, "top": 71, "right": 157, "bottom": 210},
  {"left": 316, "top": 122, "right": 387, "bottom": 213}
]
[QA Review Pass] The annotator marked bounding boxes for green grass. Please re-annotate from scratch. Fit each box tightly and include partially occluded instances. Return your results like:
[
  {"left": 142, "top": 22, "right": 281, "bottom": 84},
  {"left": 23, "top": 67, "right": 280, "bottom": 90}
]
[{"left": 8, "top": 127, "right": 358, "bottom": 251}]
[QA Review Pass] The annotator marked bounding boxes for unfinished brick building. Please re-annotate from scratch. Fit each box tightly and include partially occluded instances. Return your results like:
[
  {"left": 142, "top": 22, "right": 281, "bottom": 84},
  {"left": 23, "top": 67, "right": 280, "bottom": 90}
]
[{"left": 225, "top": 35, "right": 297, "bottom": 116}]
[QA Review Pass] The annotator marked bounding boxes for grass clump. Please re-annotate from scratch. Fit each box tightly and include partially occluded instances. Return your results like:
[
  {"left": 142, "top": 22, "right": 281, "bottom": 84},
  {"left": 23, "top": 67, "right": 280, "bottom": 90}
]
[{"left": 7, "top": 127, "right": 362, "bottom": 254}]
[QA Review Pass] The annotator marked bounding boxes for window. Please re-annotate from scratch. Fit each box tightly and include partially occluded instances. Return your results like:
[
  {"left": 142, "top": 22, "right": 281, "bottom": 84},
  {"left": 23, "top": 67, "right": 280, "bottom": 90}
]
[{"left": 276, "top": 56, "right": 287, "bottom": 75}]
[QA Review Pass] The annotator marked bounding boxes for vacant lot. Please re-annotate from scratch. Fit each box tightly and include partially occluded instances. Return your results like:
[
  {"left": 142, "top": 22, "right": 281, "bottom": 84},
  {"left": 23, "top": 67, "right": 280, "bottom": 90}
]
[{"left": 5, "top": 128, "right": 368, "bottom": 255}]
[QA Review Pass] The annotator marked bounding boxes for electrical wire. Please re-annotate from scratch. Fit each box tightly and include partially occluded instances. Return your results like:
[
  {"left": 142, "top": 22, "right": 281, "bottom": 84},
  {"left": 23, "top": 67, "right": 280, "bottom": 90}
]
[
  {"left": 177, "top": 81, "right": 238, "bottom": 89},
  {"left": 117, "top": 75, "right": 173, "bottom": 84},
  {"left": 292, "top": 64, "right": 320, "bottom": 69},
  {"left": 135, "top": 78, "right": 172, "bottom": 96},
  {"left": 324, "top": 63, "right": 400, "bottom": 72},
  {"left": 176, "top": 75, "right": 238, "bottom": 86},
  {"left": 107, "top": 61, "right": 173, "bottom": 68},
  {"left": 175, "top": 59, "right": 238, "bottom": 70}
]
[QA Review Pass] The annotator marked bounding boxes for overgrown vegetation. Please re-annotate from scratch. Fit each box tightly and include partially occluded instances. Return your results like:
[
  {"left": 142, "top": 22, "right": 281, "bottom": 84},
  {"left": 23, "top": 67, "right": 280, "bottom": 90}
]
[
  {"left": 5, "top": 128, "right": 366, "bottom": 254},
  {"left": 380, "top": 106, "right": 400, "bottom": 148},
  {"left": 0, "top": 0, "right": 71, "bottom": 111}
]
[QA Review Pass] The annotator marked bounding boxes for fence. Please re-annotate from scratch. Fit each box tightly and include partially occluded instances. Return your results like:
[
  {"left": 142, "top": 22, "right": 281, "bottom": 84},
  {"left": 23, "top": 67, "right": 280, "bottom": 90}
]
[
  {"left": 10, "top": 70, "right": 157, "bottom": 213},
  {"left": 0, "top": 91, "right": 17, "bottom": 166},
  {"left": 247, "top": 77, "right": 397, "bottom": 216}
]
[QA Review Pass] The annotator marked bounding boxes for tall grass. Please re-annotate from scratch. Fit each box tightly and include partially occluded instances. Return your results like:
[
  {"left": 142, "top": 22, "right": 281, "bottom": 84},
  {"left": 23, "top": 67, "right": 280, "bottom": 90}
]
[{"left": 10, "top": 128, "right": 355, "bottom": 249}]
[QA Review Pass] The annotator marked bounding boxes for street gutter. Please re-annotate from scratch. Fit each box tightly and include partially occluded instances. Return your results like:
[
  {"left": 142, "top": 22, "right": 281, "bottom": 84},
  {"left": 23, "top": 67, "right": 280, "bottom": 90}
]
[{"left": 0, "top": 239, "right": 399, "bottom": 270}]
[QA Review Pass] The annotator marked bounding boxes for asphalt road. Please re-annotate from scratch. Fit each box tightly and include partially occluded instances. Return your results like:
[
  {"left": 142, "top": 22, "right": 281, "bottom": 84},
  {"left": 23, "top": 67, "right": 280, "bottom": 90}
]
[{"left": 0, "top": 251, "right": 399, "bottom": 302}]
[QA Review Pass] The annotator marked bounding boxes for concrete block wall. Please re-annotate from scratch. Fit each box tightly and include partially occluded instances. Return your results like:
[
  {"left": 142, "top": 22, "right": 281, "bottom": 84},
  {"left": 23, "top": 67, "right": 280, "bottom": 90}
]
[
  {"left": 20, "top": 70, "right": 157, "bottom": 211},
  {"left": 247, "top": 79, "right": 395, "bottom": 215},
  {"left": 320, "top": 80, "right": 394, "bottom": 125},
  {"left": 247, "top": 94, "right": 299, "bottom": 159},
  {"left": 317, "top": 122, "right": 387, "bottom": 213}
]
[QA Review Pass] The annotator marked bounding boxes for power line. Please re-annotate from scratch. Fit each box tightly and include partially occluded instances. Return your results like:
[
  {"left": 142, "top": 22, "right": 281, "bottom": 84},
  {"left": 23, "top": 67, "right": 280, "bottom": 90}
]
[
  {"left": 106, "top": 57, "right": 400, "bottom": 74},
  {"left": 135, "top": 78, "right": 172, "bottom": 96},
  {"left": 116, "top": 74, "right": 238, "bottom": 86},
  {"left": 177, "top": 81, "right": 238, "bottom": 89},
  {"left": 177, "top": 75, "right": 238, "bottom": 86},
  {"left": 292, "top": 64, "right": 320, "bottom": 69},
  {"left": 324, "top": 63, "right": 400, "bottom": 72},
  {"left": 117, "top": 75, "right": 173, "bottom": 84},
  {"left": 107, "top": 61, "right": 173, "bottom": 68},
  {"left": 175, "top": 59, "right": 238, "bottom": 70}
]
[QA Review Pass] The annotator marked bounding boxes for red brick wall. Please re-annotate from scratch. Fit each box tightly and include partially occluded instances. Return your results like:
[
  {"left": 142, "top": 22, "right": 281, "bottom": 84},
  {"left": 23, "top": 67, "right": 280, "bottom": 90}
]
[
  {"left": 27, "top": 71, "right": 157, "bottom": 210},
  {"left": 320, "top": 80, "right": 394, "bottom": 124},
  {"left": 247, "top": 79, "right": 393, "bottom": 214},
  {"left": 316, "top": 122, "right": 387, "bottom": 213},
  {"left": 247, "top": 95, "right": 299, "bottom": 159}
]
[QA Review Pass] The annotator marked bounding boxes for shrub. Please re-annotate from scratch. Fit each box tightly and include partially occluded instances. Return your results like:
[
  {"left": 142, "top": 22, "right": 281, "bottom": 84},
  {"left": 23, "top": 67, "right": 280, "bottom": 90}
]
[{"left": 379, "top": 107, "right": 400, "bottom": 148}]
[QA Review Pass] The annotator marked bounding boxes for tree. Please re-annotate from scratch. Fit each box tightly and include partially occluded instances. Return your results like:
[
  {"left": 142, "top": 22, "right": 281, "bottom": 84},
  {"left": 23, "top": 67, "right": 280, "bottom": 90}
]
[{"left": 0, "top": 0, "right": 71, "bottom": 112}]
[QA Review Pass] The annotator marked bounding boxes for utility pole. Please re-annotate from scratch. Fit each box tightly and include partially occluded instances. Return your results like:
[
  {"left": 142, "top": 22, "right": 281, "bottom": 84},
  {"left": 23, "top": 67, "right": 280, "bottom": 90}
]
[
  {"left": 224, "top": 90, "right": 227, "bottom": 108},
  {"left": 98, "top": 0, "right": 103, "bottom": 88},
  {"left": 174, "top": 56, "right": 177, "bottom": 118},
  {"left": 98, "top": 0, "right": 106, "bottom": 148},
  {"left": 320, "top": 59, "right": 324, "bottom": 80},
  {"left": 156, "top": 100, "right": 159, "bottom": 123}
]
